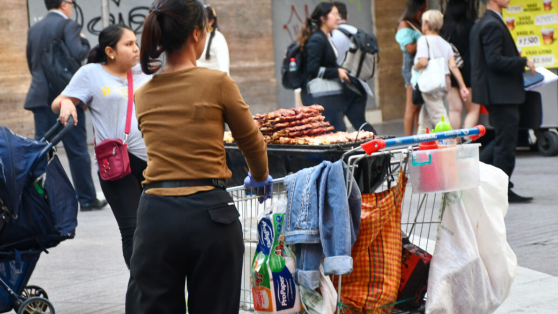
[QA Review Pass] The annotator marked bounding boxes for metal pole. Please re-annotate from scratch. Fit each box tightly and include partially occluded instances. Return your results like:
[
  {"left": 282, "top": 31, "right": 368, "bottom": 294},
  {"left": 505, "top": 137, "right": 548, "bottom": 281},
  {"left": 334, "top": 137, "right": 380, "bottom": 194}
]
[{"left": 101, "top": 0, "right": 110, "bottom": 28}]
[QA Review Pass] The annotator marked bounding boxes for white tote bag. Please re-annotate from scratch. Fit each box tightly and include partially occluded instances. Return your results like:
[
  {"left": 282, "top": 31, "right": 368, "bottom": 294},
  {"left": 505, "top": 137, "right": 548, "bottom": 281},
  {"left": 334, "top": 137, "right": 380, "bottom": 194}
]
[
  {"left": 307, "top": 67, "right": 343, "bottom": 98},
  {"left": 417, "top": 38, "right": 447, "bottom": 94},
  {"left": 425, "top": 163, "right": 517, "bottom": 314}
]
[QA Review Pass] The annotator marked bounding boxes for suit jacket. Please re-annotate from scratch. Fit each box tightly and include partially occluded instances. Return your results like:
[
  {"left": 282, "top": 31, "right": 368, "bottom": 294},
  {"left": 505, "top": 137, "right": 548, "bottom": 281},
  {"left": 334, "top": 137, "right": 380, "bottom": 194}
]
[
  {"left": 303, "top": 29, "right": 340, "bottom": 83},
  {"left": 470, "top": 10, "right": 527, "bottom": 106},
  {"left": 25, "top": 11, "right": 90, "bottom": 110}
]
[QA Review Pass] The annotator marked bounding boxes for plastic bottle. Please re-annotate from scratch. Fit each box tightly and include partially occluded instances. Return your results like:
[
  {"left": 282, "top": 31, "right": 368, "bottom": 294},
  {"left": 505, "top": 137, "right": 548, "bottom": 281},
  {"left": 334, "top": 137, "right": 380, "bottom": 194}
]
[
  {"left": 434, "top": 115, "right": 456, "bottom": 148},
  {"left": 434, "top": 115, "right": 459, "bottom": 190},
  {"left": 289, "top": 58, "right": 297, "bottom": 72},
  {"left": 414, "top": 127, "right": 440, "bottom": 193}
]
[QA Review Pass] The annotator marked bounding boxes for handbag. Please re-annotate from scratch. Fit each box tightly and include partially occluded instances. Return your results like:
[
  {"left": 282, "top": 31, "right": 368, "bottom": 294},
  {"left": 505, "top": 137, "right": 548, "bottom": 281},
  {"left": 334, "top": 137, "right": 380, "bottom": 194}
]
[
  {"left": 412, "top": 83, "right": 424, "bottom": 106},
  {"left": 307, "top": 67, "right": 343, "bottom": 98},
  {"left": 446, "top": 35, "right": 464, "bottom": 68},
  {"left": 94, "top": 70, "right": 133, "bottom": 181},
  {"left": 417, "top": 38, "right": 447, "bottom": 94}
]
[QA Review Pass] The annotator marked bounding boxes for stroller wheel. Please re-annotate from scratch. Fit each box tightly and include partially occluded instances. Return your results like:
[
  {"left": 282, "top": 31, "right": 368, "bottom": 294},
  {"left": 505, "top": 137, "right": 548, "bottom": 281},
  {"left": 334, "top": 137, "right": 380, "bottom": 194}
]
[
  {"left": 17, "top": 297, "right": 54, "bottom": 314},
  {"left": 22, "top": 286, "right": 49, "bottom": 300}
]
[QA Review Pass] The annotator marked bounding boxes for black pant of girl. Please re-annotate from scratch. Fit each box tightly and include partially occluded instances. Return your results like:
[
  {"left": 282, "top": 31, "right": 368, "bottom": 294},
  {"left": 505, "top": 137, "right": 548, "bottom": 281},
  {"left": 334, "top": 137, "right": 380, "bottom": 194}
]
[
  {"left": 98, "top": 153, "right": 146, "bottom": 268},
  {"left": 301, "top": 86, "right": 347, "bottom": 131},
  {"left": 125, "top": 188, "right": 244, "bottom": 314}
]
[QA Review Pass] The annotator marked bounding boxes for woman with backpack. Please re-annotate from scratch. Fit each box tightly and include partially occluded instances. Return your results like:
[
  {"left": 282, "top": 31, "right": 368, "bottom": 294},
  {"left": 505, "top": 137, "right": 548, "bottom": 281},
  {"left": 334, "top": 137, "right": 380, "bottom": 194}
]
[
  {"left": 124, "top": 1, "right": 270, "bottom": 313},
  {"left": 440, "top": 0, "right": 480, "bottom": 130},
  {"left": 299, "top": 2, "right": 350, "bottom": 131},
  {"left": 51, "top": 24, "right": 151, "bottom": 269},
  {"left": 396, "top": 0, "right": 426, "bottom": 136},
  {"left": 197, "top": 4, "right": 230, "bottom": 75}
]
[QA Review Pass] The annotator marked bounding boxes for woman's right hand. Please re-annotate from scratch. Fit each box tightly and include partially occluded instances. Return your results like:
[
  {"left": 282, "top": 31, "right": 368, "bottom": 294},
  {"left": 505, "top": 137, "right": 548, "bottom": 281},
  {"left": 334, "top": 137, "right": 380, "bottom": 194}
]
[
  {"left": 338, "top": 68, "right": 350, "bottom": 82},
  {"left": 60, "top": 99, "right": 78, "bottom": 126}
]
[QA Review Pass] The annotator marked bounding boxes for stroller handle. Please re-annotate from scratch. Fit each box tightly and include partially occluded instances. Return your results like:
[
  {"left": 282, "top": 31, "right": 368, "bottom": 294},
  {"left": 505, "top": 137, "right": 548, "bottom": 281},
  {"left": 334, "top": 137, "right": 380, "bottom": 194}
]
[{"left": 38, "top": 116, "right": 75, "bottom": 161}]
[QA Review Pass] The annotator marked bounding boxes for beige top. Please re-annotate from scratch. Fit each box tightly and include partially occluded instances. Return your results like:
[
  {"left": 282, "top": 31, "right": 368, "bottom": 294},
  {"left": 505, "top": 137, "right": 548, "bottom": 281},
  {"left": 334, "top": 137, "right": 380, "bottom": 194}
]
[{"left": 135, "top": 67, "right": 268, "bottom": 196}]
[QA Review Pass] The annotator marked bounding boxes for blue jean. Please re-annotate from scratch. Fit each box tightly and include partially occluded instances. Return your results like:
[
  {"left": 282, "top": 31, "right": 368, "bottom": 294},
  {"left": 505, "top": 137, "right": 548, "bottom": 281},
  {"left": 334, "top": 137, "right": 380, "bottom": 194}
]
[
  {"left": 31, "top": 106, "right": 96, "bottom": 205},
  {"left": 285, "top": 160, "right": 361, "bottom": 289}
]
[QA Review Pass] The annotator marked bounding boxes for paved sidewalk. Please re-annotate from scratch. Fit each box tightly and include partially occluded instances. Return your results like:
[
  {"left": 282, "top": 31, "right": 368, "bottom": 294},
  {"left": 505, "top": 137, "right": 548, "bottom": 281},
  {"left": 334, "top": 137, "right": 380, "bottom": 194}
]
[{"left": 27, "top": 127, "right": 558, "bottom": 313}]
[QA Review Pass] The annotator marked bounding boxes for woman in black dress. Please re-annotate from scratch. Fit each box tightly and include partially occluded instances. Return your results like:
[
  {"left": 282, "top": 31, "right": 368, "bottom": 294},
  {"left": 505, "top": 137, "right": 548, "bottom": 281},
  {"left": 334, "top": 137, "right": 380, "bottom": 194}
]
[{"left": 440, "top": 0, "right": 480, "bottom": 130}]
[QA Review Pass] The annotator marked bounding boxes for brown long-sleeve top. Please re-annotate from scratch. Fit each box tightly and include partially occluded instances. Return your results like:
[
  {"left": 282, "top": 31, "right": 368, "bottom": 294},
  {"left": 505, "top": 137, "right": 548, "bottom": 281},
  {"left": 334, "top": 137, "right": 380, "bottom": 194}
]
[{"left": 134, "top": 67, "right": 268, "bottom": 196}]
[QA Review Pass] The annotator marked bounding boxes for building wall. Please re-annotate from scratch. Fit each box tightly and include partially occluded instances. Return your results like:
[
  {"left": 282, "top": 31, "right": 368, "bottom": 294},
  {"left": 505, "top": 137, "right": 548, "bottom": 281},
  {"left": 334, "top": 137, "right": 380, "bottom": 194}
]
[
  {"left": 0, "top": 0, "right": 410, "bottom": 139},
  {"left": 213, "top": 0, "right": 278, "bottom": 115},
  {"left": 0, "top": 0, "right": 33, "bottom": 138},
  {"left": 374, "top": 0, "right": 408, "bottom": 121}
]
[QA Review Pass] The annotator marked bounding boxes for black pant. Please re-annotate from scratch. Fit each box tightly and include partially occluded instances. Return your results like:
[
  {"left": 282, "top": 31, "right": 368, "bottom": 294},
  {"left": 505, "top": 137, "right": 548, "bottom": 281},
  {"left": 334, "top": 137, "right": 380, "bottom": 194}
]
[
  {"left": 479, "top": 105, "right": 520, "bottom": 179},
  {"left": 126, "top": 189, "right": 244, "bottom": 314},
  {"left": 343, "top": 88, "right": 376, "bottom": 133},
  {"left": 98, "top": 153, "right": 146, "bottom": 268},
  {"left": 32, "top": 106, "right": 97, "bottom": 205}
]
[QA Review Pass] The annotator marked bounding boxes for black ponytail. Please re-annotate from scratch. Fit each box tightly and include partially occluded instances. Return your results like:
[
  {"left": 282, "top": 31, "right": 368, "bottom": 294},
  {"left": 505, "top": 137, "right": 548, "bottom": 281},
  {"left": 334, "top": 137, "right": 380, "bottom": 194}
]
[
  {"left": 141, "top": 0, "right": 207, "bottom": 74},
  {"left": 296, "top": 2, "right": 334, "bottom": 51},
  {"left": 205, "top": 5, "right": 218, "bottom": 60},
  {"left": 87, "top": 24, "right": 133, "bottom": 64}
]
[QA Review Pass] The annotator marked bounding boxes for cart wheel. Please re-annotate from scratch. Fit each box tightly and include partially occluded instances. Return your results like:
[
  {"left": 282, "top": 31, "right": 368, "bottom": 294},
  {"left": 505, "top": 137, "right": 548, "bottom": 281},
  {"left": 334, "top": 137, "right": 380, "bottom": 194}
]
[
  {"left": 537, "top": 130, "right": 558, "bottom": 156},
  {"left": 22, "top": 285, "right": 49, "bottom": 300},
  {"left": 17, "top": 297, "right": 54, "bottom": 314}
]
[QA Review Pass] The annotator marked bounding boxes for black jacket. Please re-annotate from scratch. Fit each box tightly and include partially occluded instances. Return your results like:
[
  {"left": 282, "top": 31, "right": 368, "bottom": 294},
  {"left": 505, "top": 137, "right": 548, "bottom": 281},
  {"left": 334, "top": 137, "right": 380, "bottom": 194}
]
[
  {"left": 25, "top": 11, "right": 90, "bottom": 110},
  {"left": 470, "top": 10, "right": 527, "bottom": 105},
  {"left": 303, "top": 29, "right": 340, "bottom": 83}
]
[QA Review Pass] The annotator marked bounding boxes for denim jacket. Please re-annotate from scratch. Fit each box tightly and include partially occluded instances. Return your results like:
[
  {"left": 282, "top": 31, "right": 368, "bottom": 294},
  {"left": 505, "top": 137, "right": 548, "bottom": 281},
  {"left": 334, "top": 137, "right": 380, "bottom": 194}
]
[{"left": 284, "top": 160, "right": 361, "bottom": 289}]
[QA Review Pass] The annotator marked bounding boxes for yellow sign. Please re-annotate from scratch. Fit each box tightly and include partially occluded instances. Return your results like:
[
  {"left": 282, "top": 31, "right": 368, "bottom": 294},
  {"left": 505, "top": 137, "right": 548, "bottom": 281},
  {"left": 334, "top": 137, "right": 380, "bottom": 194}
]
[{"left": 504, "top": 0, "right": 558, "bottom": 68}]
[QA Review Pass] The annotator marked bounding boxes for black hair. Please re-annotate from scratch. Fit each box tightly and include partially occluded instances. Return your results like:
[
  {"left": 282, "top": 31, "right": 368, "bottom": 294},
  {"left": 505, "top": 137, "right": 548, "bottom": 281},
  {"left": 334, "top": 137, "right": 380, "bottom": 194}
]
[
  {"left": 88, "top": 24, "right": 133, "bottom": 64},
  {"left": 296, "top": 2, "right": 335, "bottom": 51},
  {"left": 141, "top": 0, "right": 207, "bottom": 74},
  {"left": 204, "top": 5, "right": 218, "bottom": 60},
  {"left": 45, "top": 0, "right": 64, "bottom": 10},
  {"left": 333, "top": 2, "right": 348, "bottom": 20},
  {"left": 440, "top": 0, "right": 476, "bottom": 41},
  {"left": 398, "top": 0, "right": 426, "bottom": 23}
]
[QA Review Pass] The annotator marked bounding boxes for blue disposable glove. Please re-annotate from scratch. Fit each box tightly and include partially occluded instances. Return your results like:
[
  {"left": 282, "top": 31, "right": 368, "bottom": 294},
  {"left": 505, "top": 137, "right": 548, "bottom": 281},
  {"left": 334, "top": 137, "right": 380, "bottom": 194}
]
[{"left": 244, "top": 172, "right": 273, "bottom": 204}]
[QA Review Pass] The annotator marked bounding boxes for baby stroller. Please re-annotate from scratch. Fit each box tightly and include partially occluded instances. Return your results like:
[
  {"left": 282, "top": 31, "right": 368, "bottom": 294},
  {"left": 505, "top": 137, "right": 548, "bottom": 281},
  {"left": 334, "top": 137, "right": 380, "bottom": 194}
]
[{"left": 0, "top": 118, "right": 79, "bottom": 314}]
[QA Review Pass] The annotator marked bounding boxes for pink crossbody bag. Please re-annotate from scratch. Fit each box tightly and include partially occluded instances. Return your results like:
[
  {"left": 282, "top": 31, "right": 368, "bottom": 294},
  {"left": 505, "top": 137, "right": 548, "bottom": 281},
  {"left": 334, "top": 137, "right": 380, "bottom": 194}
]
[{"left": 95, "top": 70, "right": 133, "bottom": 181}]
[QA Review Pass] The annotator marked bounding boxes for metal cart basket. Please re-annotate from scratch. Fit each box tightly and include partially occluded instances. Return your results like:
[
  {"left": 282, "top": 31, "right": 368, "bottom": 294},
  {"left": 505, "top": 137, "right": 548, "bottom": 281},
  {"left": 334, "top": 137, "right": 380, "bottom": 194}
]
[{"left": 227, "top": 148, "right": 445, "bottom": 313}]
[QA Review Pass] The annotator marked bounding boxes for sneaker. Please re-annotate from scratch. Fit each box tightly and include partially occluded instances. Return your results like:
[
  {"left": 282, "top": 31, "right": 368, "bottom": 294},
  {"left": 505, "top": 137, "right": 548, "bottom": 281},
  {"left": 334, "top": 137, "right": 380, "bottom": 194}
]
[
  {"left": 80, "top": 199, "right": 108, "bottom": 211},
  {"left": 508, "top": 190, "right": 533, "bottom": 203}
]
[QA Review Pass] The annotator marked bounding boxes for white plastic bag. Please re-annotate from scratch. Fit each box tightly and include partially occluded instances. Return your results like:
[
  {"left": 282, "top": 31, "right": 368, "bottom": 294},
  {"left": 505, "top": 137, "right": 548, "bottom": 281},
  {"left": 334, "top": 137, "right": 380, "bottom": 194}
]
[
  {"left": 299, "top": 265, "right": 337, "bottom": 314},
  {"left": 426, "top": 163, "right": 517, "bottom": 314}
]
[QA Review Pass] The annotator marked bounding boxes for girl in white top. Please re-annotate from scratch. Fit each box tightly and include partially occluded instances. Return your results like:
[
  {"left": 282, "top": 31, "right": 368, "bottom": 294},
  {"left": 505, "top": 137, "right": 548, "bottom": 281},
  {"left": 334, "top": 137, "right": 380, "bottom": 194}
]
[
  {"left": 413, "top": 10, "right": 469, "bottom": 131},
  {"left": 51, "top": 25, "right": 151, "bottom": 269},
  {"left": 197, "top": 4, "right": 230, "bottom": 75}
]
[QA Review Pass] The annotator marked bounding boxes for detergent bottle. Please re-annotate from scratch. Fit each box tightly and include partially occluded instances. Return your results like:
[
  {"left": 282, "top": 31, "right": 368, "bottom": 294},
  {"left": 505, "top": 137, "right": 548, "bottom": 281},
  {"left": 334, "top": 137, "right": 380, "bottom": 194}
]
[
  {"left": 412, "top": 128, "right": 440, "bottom": 193},
  {"left": 434, "top": 115, "right": 459, "bottom": 190}
]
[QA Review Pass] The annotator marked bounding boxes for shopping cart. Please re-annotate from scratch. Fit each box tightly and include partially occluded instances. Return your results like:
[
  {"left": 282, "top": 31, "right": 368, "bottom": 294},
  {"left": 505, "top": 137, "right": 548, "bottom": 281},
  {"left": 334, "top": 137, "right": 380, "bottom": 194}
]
[{"left": 228, "top": 126, "right": 485, "bottom": 313}]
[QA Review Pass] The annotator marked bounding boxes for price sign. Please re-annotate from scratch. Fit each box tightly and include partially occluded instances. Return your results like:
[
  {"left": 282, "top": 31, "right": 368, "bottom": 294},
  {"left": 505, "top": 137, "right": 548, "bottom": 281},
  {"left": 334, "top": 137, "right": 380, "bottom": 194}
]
[
  {"left": 517, "top": 35, "right": 541, "bottom": 46},
  {"left": 504, "top": 0, "right": 558, "bottom": 68}
]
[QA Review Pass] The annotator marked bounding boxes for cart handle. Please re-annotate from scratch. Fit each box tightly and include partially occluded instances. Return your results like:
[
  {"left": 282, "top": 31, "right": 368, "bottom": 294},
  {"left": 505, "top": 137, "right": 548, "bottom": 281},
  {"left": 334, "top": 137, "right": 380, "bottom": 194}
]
[{"left": 361, "top": 125, "right": 486, "bottom": 155}]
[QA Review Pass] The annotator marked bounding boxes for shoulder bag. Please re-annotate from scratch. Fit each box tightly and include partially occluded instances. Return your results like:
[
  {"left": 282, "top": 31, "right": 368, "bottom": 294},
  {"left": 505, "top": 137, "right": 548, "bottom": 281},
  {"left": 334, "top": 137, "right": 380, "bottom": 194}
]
[
  {"left": 446, "top": 34, "right": 464, "bottom": 68},
  {"left": 307, "top": 67, "right": 343, "bottom": 98},
  {"left": 417, "top": 38, "right": 447, "bottom": 94},
  {"left": 94, "top": 70, "right": 133, "bottom": 181}
]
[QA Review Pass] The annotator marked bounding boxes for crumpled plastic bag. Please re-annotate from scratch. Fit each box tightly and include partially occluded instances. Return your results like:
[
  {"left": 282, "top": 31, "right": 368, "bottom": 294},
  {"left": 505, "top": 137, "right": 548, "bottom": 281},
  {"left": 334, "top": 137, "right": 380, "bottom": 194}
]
[{"left": 300, "top": 265, "right": 337, "bottom": 314}]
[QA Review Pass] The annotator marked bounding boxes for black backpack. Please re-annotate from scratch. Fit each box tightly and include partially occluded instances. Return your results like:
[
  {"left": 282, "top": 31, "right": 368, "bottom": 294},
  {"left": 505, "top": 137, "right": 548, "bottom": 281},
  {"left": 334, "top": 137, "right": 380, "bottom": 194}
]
[
  {"left": 281, "top": 42, "right": 305, "bottom": 90},
  {"left": 338, "top": 28, "right": 380, "bottom": 81},
  {"left": 41, "top": 20, "right": 81, "bottom": 98}
]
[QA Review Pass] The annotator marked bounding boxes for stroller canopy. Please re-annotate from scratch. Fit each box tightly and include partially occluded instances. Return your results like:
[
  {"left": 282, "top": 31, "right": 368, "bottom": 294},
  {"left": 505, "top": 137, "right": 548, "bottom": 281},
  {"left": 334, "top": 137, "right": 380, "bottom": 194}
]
[
  {"left": 0, "top": 126, "right": 78, "bottom": 250},
  {"left": 0, "top": 127, "right": 48, "bottom": 218}
]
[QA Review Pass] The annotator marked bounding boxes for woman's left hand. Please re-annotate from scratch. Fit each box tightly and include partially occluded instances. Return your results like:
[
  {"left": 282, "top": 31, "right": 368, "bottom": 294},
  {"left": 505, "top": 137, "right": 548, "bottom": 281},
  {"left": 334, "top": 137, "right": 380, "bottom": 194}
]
[{"left": 460, "top": 86, "right": 470, "bottom": 102}]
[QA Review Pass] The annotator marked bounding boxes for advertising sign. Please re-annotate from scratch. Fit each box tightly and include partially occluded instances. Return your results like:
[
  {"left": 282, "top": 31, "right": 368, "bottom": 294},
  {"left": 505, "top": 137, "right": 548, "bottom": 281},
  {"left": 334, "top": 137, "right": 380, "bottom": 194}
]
[{"left": 504, "top": 0, "right": 558, "bottom": 68}]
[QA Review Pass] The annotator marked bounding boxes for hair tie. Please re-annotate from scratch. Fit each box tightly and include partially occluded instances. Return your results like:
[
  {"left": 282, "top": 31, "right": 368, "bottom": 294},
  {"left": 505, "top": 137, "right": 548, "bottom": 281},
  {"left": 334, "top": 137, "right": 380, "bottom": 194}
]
[{"left": 153, "top": 8, "right": 161, "bottom": 16}]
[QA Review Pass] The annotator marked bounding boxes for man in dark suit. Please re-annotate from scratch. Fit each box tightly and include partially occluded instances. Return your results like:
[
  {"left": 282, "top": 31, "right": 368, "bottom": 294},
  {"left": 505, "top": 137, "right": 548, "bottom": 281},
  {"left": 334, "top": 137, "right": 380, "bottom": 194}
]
[
  {"left": 471, "top": 0, "right": 536, "bottom": 203},
  {"left": 26, "top": 0, "right": 106, "bottom": 211}
]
